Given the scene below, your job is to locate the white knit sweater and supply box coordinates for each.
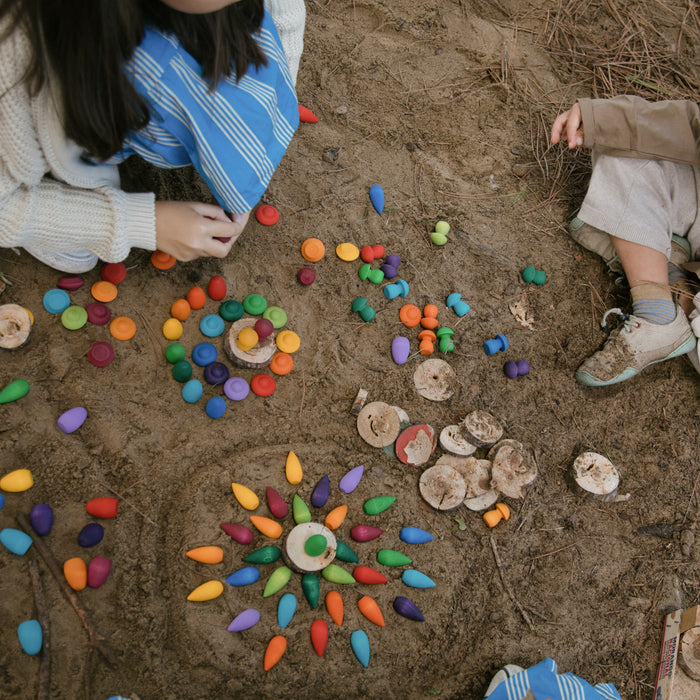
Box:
[0,2,306,273]
[266,0,306,86]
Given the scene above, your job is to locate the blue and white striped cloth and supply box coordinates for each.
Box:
[115,10,299,213]
[488,658,621,700]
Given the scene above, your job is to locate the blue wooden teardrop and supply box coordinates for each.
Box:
[369,184,384,214]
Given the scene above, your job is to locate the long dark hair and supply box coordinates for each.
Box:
[0,0,266,161]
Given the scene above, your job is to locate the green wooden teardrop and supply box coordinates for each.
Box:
[363,495,397,515]
[243,545,281,564]
[335,540,359,563]
[321,564,355,585]
[376,549,412,567]
[0,379,29,404]
[301,572,320,608]
[293,494,311,524]
[263,566,292,597]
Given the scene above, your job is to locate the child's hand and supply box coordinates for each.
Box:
[154,201,250,261]
[551,102,584,148]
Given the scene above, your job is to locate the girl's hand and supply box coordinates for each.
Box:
[154,201,250,261]
[550,102,584,148]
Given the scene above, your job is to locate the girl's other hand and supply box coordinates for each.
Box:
[154,201,250,261]
[550,102,583,148]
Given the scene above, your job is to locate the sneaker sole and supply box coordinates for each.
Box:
[575,334,697,387]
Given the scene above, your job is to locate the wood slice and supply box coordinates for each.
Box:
[439,425,477,457]
[356,401,401,448]
[413,359,457,402]
[284,522,337,573]
[462,410,503,447]
[489,439,537,499]
[464,488,500,512]
[224,317,277,368]
[435,455,492,499]
[391,405,411,427]
[680,626,700,681]
[572,452,620,501]
[395,424,436,466]
[419,463,467,510]
[0,304,31,350]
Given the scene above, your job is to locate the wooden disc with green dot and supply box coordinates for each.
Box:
[304,534,327,556]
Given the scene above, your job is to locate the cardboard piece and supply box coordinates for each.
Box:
[654,605,700,699]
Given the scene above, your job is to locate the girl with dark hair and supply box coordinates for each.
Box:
[0,0,305,271]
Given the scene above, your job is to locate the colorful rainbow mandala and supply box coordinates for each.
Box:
[185,451,437,670]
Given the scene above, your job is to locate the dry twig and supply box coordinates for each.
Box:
[16,512,119,666]
[489,534,534,631]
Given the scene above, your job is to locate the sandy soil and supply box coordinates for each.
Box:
[1,1,699,699]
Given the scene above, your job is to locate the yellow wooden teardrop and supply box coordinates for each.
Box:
[0,468,34,492]
[187,580,224,601]
[285,451,302,485]
[231,482,259,510]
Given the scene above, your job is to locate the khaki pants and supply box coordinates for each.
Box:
[577,152,700,259]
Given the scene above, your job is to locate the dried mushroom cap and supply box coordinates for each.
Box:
[419,463,467,511]
[572,451,620,499]
[462,410,504,447]
[0,304,31,350]
[439,424,477,457]
[489,439,537,499]
[435,455,491,499]
[464,488,500,512]
[356,401,401,448]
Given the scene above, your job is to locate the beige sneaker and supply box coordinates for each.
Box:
[576,306,697,386]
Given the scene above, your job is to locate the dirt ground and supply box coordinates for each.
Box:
[1,1,700,698]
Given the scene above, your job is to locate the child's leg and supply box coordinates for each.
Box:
[574,234,696,386]
[611,237,678,323]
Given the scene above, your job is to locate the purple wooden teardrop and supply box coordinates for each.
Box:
[29,504,54,536]
[87,556,112,588]
[220,522,254,544]
[392,337,411,365]
[310,475,330,508]
[227,608,260,632]
[393,596,425,621]
[350,525,384,542]
[78,522,104,547]
[266,487,289,519]
[339,465,364,494]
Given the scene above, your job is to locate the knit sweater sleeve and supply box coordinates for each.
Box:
[0,19,156,268]
[265,0,305,85]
